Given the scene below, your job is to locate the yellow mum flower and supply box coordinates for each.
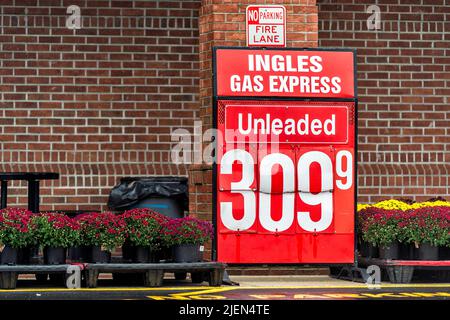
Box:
[357,204,371,212]
[373,200,411,211]
[356,199,450,212]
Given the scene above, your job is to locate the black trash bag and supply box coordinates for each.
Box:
[108,176,188,211]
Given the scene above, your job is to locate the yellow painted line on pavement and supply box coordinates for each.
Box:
[170,287,237,297]
[148,287,236,300]
[0,286,215,293]
[145,283,450,300]
[230,283,450,290]
[1,283,450,294]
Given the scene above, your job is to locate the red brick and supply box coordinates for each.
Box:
[0,0,199,211]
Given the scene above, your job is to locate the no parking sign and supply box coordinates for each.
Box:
[246,5,286,47]
[213,47,357,264]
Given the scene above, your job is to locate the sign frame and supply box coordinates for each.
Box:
[246,5,287,48]
[212,46,358,266]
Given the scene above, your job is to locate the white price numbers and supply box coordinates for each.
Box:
[220,150,353,233]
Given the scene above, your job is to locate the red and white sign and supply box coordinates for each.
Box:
[215,48,355,98]
[224,104,349,144]
[216,100,355,263]
[246,5,286,47]
[214,48,356,264]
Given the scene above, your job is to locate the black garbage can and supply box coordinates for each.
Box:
[107,176,188,218]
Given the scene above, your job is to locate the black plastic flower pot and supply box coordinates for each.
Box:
[371,245,380,258]
[439,246,450,260]
[417,243,439,261]
[134,246,151,263]
[157,246,173,262]
[1,246,19,265]
[68,246,90,262]
[122,241,136,262]
[173,244,202,263]
[123,246,159,263]
[18,247,32,265]
[399,243,415,260]
[90,246,111,263]
[359,242,378,258]
[29,246,41,264]
[379,242,399,260]
[43,247,67,265]
[358,241,369,257]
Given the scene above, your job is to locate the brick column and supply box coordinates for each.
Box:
[189,0,318,261]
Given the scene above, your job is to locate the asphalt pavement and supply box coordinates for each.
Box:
[0,275,449,300]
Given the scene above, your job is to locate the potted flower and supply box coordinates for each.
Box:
[66,211,101,263]
[358,207,402,259]
[160,217,213,263]
[120,208,169,263]
[399,206,450,260]
[76,212,126,263]
[33,212,81,264]
[357,209,377,258]
[0,208,36,265]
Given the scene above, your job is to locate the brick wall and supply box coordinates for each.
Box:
[0,0,200,211]
[1,0,447,214]
[318,0,450,203]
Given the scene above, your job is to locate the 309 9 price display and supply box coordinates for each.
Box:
[219,148,353,233]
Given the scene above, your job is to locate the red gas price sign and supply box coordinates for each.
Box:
[214,48,356,264]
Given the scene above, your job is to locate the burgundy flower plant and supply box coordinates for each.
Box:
[357,207,404,247]
[120,208,169,250]
[0,208,36,248]
[33,212,81,248]
[160,217,213,247]
[76,212,126,252]
[358,205,450,248]
[398,206,450,247]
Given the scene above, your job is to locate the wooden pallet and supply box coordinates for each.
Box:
[84,262,227,288]
[0,264,82,289]
[358,257,450,283]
